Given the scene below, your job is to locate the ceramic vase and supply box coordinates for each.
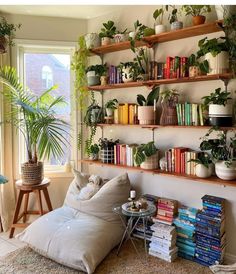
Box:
[205,51,229,75]
[215,161,236,180]
[121,67,133,83]
[101,37,112,46]
[138,106,155,125]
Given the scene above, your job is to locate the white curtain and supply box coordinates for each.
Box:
[0,50,16,232]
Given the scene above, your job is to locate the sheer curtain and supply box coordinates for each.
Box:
[0,50,16,232]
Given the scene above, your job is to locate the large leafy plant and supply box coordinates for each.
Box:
[134,141,157,166]
[0,66,69,164]
[202,87,231,106]
[181,5,211,16]
[137,85,160,106]
[197,37,228,58]
[86,64,108,77]
[99,21,116,39]
[187,53,209,74]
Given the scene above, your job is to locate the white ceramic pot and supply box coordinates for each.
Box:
[101,37,112,46]
[140,151,159,170]
[209,104,232,116]
[138,106,155,125]
[205,51,229,75]
[87,74,100,86]
[106,108,114,117]
[114,33,129,43]
[85,33,100,49]
[195,163,213,178]
[155,24,167,34]
[121,66,133,83]
[171,21,183,31]
[215,161,236,180]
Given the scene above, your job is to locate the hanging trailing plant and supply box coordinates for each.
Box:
[71,35,90,109]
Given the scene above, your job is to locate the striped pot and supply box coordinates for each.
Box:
[140,151,159,170]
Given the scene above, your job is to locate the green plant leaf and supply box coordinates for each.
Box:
[146,86,160,106]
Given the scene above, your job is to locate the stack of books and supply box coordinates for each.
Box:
[133,219,153,241]
[195,195,226,266]
[149,222,178,262]
[174,206,198,261]
[114,143,138,166]
[152,198,178,225]
[163,56,188,79]
[164,147,199,175]
[114,103,138,125]
[176,103,204,126]
[108,65,122,84]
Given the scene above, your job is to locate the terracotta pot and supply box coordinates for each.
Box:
[192,15,206,26]
[0,36,7,54]
[189,66,201,77]
[138,106,154,125]
[140,152,159,170]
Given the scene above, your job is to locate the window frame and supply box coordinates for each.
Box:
[12,39,78,178]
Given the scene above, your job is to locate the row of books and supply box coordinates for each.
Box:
[113,103,138,124]
[176,103,204,126]
[108,65,122,84]
[164,147,199,175]
[114,143,138,166]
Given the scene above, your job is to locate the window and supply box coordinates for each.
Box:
[42,65,53,89]
[16,42,76,174]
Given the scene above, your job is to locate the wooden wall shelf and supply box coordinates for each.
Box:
[80,159,236,188]
[88,73,231,91]
[89,21,223,56]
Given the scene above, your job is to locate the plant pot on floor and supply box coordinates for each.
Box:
[205,51,229,75]
[154,24,167,34]
[192,15,206,26]
[140,152,159,170]
[21,161,43,185]
[171,21,183,31]
[84,33,100,49]
[215,161,236,180]
[138,106,155,125]
[195,163,213,178]
[208,104,232,127]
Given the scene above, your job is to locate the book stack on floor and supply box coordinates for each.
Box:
[149,222,178,262]
[152,198,178,225]
[174,206,198,261]
[195,195,226,266]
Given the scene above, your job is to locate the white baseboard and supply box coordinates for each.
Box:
[225,253,236,264]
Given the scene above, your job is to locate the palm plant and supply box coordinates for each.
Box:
[0,66,69,165]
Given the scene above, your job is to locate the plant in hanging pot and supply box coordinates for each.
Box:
[88,144,100,160]
[0,16,21,54]
[202,87,232,127]
[167,5,183,31]
[159,89,179,125]
[105,98,118,117]
[199,128,236,180]
[153,6,168,34]
[187,53,209,77]
[181,5,211,26]
[134,141,159,169]
[86,64,108,86]
[189,152,213,178]
[197,37,229,75]
[0,66,69,185]
[99,20,117,46]
[137,85,160,125]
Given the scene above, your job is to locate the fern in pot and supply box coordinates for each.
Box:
[134,141,159,169]
[0,66,69,185]
[137,85,159,125]
[202,87,232,127]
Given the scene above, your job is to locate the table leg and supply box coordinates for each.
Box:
[143,217,147,255]
[9,190,24,238]
[42,188,53,211]
[117,217,133,255]
[23,192,29,223]
[36,190,43,215]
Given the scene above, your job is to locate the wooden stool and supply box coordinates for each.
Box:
[9,178,53,238]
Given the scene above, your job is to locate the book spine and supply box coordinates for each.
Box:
[123,103,129,124]
[114,144,117,165]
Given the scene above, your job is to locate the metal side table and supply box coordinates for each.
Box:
[113,203,156,255]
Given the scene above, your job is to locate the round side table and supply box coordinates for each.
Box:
[9,178,53,238]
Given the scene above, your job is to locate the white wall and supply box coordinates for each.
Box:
[87,5,236,259]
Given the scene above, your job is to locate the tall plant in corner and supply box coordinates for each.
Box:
[0,66,69,185]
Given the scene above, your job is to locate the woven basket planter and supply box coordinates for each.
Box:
[140,151,159,170]
[21,162,43,185]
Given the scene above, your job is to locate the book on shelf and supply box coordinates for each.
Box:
[176,102,204,126]
[114,143,138,166]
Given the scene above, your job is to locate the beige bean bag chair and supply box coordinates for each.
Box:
[16,171,130,274]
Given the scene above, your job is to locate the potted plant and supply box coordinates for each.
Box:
[119,61,138,83]
[88,144,100,160]
[197,37,229,75]
[0,66,69,185]
[86,64,108,86]
[71,35,89,109]
[189,152,213,178]
[202,87,232,127]
[137,85,160,125]
[153,6,168,34]
[99,20,116,46]
[167,5,183,31]
[114,28,129,43]
[199,128,236,180]
[181,5,211,26]
[0,16,21,54]
[105,98,118,117]
[98,138,119,163]
[134,141,159,169]
[133,47,149,81]
[84,33,100,49]
[187,53,209,77]
[159,89,179,125]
